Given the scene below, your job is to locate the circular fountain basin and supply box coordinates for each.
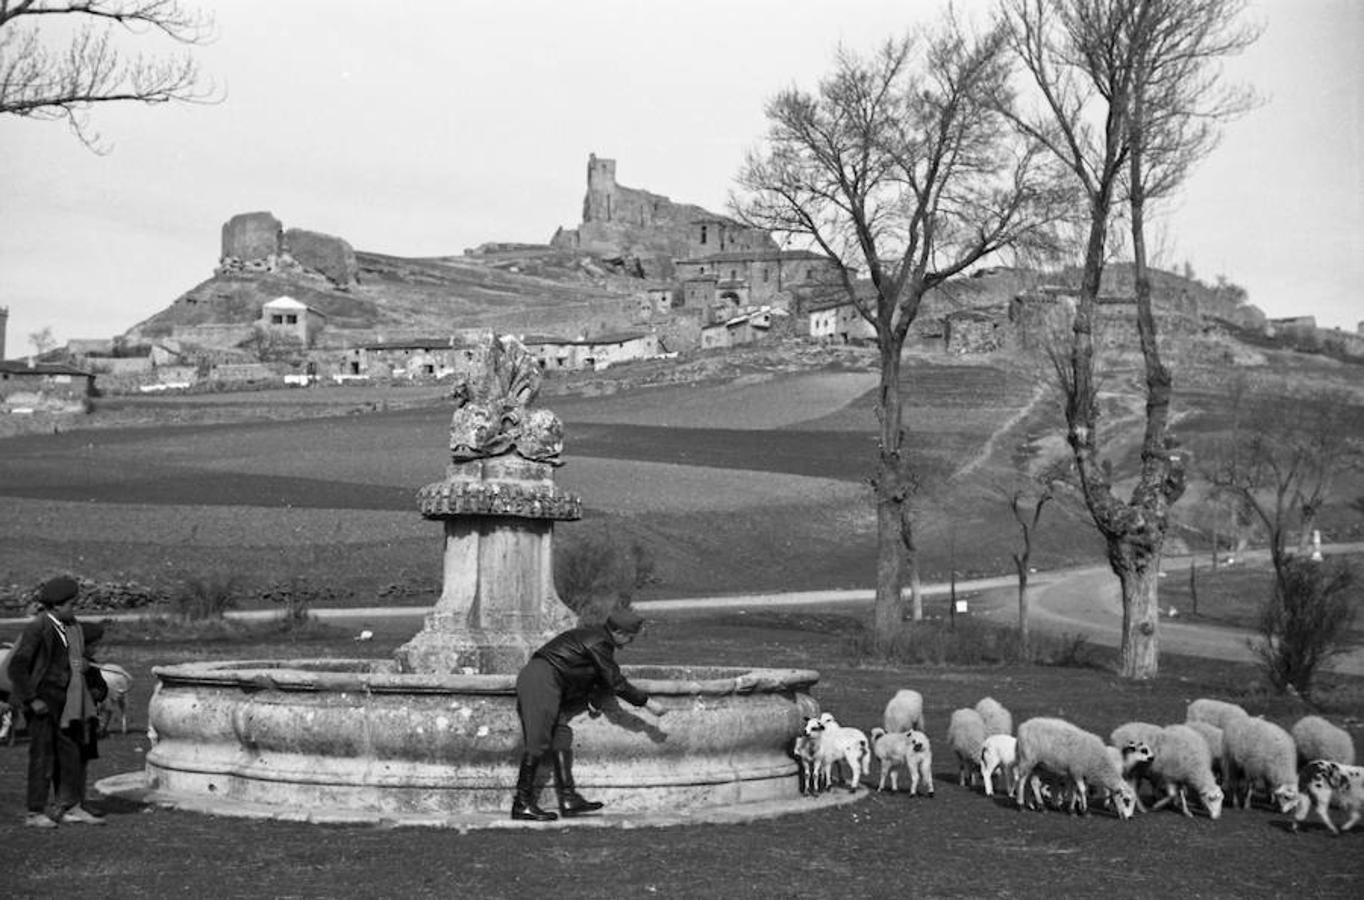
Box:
[98,659,843,827]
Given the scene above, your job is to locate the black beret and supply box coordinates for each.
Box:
[606,607,645,635]
[36,576,80,608]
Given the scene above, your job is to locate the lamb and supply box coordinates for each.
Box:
[94,662,134,736]
[870,727,934,796]
[1186,698,1249,731]
[947,708,989,789]
[793,720,820,795]
[1014,717,1136,819]
[1292,759,1364,835]
[1147,724,1225,819]
[979,733,1017,797]
[974,697,1012,737]
[883,689,925,733]
[1290,715,1356,767]
[810,713,870,793]
[1222,716,1300,813]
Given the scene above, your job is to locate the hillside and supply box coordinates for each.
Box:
[125,247,656,346]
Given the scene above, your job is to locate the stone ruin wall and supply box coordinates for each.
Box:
[551,155,772,278]
[219,211,358,288]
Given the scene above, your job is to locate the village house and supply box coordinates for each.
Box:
[807,299,877,343]
[699,307,787,351]
[334,335,490,381]
[523,332,661,371]
[260,296,327,347]
[0,360,95,412]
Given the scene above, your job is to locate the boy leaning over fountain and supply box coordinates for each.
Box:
[512,607,667,821]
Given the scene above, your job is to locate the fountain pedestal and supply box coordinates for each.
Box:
[395,456,580,675]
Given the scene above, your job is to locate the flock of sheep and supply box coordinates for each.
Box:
[796,690,1362,835]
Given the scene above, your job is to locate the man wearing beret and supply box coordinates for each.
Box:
[6,576,105,828]
[511,606,666,821]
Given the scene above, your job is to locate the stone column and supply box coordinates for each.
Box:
[394,455,581,675]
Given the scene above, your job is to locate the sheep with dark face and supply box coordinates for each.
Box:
[1014,717,1136,819]
[1292,759,1364,835]
[1110,722,1163,811]
[870,727,934,796]
[808,713,870,793]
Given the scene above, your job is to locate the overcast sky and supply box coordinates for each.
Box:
[1,0,1360,353]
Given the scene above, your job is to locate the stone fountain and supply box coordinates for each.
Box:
[99,332,843,826]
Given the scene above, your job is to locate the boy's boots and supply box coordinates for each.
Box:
[510,754,558,821]
[553,749,604,816]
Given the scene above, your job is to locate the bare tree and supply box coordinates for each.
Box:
[732,12,1069,646]
[1204,381,1364,584]
[1003,457,1071,657]
[1002,0,1257,678]
[0,0,214,151]
[27,324,56,355]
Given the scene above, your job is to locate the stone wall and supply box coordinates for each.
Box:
[284,228,358,287]
[551,154,774,272]
[221,212,283,261]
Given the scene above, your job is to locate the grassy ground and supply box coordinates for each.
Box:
[3,610,1361,899]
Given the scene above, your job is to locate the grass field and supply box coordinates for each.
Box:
[3,352,1362,897]
[3,609,1361,899]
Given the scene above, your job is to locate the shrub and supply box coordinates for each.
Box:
[555,533,658,625]
[1251,558,1358,699]
[840,616,1096,668]
[171,574,244,621]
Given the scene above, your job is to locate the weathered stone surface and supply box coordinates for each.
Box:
[119,660,820,817]
[284,227,358,286]
[221,211,282,261]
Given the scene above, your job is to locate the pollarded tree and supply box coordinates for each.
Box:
[731,11,1070,647]
[1002,0,1257,678]
[0,0,214,150]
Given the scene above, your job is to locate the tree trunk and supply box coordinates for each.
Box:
[909,560,923,621]
[872,341,906,644]
[1016,565,1031,658]
[1114,545,1162,679]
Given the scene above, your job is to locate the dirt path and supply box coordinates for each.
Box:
[950,381,1047,480]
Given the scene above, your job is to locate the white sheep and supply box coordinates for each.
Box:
[1148,724,1225,819]
[1186,697,1249,731]
[947,708,988,789]
[1292,759,1364,835]
[94,662,134,736]
[1222,716,1300,813]
[979,733,1017,797]
[1290,715,1356,767]
[974,696,1012,737]
[883,689,925,733]
[870,727,934,796]
[1014,717,1136,819]
[1184,720,1224,783]
[811,713,870,793]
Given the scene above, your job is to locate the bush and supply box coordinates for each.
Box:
[841,617,1096,668]
[554,533,658,625]
[171,574,244,621]
[1251,558,1359,699]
